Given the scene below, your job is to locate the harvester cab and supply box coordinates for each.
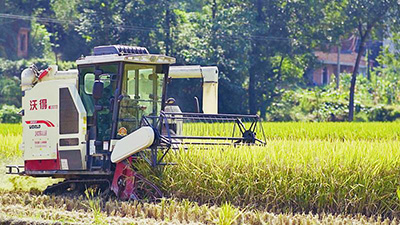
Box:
[7,45,265,201]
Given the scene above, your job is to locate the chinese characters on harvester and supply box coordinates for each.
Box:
[30,99,47,110]
[29,99,58,110]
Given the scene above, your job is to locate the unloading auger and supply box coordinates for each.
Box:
[6,45,266,201]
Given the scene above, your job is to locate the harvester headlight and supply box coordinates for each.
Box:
[124,55,176,64]
[150,56,157,62]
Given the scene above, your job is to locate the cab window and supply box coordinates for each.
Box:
[84,73,112,95]
[78,63,119,141]
[117,64,164,138]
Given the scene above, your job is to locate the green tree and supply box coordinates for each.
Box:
[374,32,400,105]
[342,0,400,121]
[247,0,330,117]
[50,0,90,60]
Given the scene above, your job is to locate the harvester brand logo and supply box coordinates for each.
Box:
[29,99,48,110]
[26,120,55,128]
[118,127,128,136]
[29,124,41,129]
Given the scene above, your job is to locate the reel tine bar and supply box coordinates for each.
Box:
[144,111,266,148]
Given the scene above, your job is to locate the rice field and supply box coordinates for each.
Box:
[183,122,400,141]
[260,122,400,141]
[0,123,22,159]
[1,122,400,224]
[0,123,21,136]
[0,191,398,224]
[159,141,400,217]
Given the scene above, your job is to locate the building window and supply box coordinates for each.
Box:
[17,27,30,58]
[322,67,328,85]
[20,34,26,52]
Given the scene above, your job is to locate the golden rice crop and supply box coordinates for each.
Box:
[157,140,400,218]
[0,134,22,159]
[261,122,400,141]
[0,123,23,159]
[0,123,21,136]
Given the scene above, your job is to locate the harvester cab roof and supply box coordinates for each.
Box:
[7,45,266,201]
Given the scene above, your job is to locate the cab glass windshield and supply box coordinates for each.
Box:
[117,64,164,137]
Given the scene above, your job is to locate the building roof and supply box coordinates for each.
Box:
[314,51,367,68]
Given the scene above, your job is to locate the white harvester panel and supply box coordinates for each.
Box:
[201,67,218,114]
[22,76,87,170]
[23,81,60,161]
[111,127,155,163]
[169,66,218,114]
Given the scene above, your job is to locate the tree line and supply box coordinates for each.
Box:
[0,0,399,121]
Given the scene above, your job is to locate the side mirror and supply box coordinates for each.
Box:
[92,81,104,100]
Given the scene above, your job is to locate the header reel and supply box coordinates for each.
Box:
[139,111,266,167]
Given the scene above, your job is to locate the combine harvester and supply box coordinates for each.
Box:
[6,45,265,200]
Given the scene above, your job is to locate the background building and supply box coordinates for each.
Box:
[310,35,381,85]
